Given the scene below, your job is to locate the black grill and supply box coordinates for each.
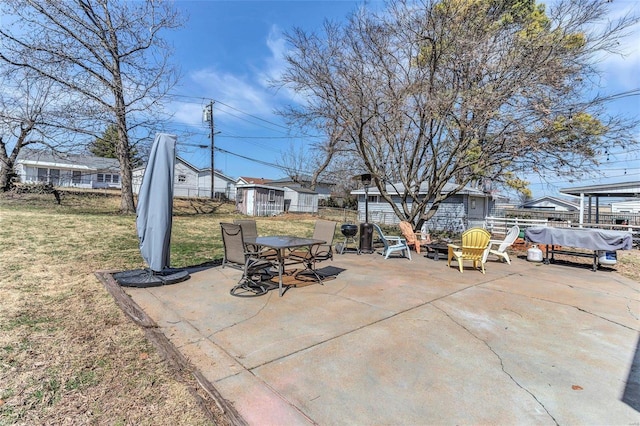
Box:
[340,224,358,238]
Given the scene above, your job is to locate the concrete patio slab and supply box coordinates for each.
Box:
[119,251,640,425]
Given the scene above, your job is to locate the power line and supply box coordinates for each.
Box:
[214,146,298,174]
[218,135,322,140]
[214,99,289,130]
[161,92,292,133]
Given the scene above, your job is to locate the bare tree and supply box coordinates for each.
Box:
[277,132,352,191]
[0,0,183,213]
[276,0,639,228]
[0,69,78,190]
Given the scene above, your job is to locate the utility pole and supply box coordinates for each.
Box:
[204,101,215,199]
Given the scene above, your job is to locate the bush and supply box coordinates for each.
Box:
[13,182,61,204]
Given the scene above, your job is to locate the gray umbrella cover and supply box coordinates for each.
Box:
[136,133,177,272]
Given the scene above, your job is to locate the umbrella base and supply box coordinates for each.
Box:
[113,268,190,287]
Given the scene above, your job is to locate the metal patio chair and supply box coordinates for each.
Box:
[288,219,337,282]
[233,218,277,260]
[220,222,276,297]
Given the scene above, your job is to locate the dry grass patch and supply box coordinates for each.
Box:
[0,193,233,425]
[616,249,640,282]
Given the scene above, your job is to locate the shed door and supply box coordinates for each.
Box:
[246,189,255,216]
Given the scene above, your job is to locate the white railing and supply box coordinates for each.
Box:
[484,216,560,237]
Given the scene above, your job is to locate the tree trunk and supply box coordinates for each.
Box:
[114,88,136,214]
[0,159,14,191]
[0,139,12,191]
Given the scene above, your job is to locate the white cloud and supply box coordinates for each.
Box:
[259,24,288,86]
[171,101,205,127]
[255,24,309,106]
[171,25,307,132]
[191,68,274,116]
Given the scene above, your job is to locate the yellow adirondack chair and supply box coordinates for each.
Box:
[447,228,491,273]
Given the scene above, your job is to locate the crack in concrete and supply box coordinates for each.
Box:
[485,286,638,331]
[434,305,560,426]
[245,274,510,371]
[628,301,640,321]
[573,305,637,330]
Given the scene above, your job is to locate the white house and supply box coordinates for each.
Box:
[197,167,236,200]
[132,156,236,199]
[351,181,494,231]
[236,176,320,213]
[611,200,640,214]
[15,149,121,189]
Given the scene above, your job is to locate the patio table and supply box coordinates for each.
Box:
[246,236,326,296]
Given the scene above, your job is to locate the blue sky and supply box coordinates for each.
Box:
[163,0,639,199]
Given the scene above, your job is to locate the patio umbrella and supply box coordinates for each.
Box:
[114,133,189,287]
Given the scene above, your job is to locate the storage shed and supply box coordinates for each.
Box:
[283,186,318,213]
[236,184,285,216]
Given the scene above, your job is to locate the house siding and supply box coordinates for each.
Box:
[611,201,640,214]
[283,187,319,213]
[197,172,236,200]
[357,193,490,232]
[132,158,236,199]
[173,162,199,197]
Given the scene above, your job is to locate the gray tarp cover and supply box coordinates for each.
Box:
[136,133,177,272]
[525,227,633,251]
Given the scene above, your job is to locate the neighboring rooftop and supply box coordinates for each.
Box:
[560,181,640,198]
[16,149,119,171]
[237,176,272,185]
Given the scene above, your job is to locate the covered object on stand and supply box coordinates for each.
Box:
[114,133,189,287]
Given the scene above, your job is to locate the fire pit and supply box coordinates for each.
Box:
[338,224,360,254]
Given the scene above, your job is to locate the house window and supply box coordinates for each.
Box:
[367,195,378,203]
[268,190,275,201]
[49,169,60,185]
[37,168,48,182]
[112,174,119,183]
[97,173,104,183]
[177,174,186,183]
[72,171,81,184]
